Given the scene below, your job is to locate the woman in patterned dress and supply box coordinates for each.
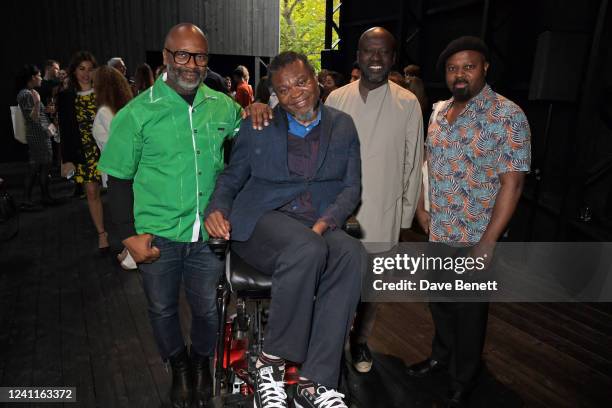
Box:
[57,51,109,251]
[16,64,55,209]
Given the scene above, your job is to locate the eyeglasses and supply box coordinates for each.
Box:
[164,48,209,67]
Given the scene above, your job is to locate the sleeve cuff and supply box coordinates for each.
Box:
[204,206,230,220]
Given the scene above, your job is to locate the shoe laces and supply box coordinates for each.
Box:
[358,345,371,360]
[353,343,371,362]
[257,366,287,407]
[313,387,347,408]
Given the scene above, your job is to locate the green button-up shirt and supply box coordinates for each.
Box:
[98,77,242,242]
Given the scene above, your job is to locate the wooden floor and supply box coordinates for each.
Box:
[0,171,610,407]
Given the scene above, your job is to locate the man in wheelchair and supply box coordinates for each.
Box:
[205,51,366,408]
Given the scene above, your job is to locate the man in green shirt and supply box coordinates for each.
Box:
[98,23,242,408]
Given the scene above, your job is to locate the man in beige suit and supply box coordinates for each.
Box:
[326,27,423,372]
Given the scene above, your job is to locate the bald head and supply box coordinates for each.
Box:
[163,23,209,94]
[358,27,396,51]
[164,23,207,49]
[357,27,396,90]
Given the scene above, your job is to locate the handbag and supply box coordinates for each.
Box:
[10,106,27,144]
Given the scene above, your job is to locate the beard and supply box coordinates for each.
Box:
[451,79,471,101]
[167,63,205,92]
[360,66,390,86]
[294,109,316,123]
[292,97,320,123]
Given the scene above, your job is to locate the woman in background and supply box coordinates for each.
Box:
[93,65,135,267]
[321,70,345,103]
[132,63,154,95]
[16,64,55,209]
[92,65,133,174]
[57,51,108,252]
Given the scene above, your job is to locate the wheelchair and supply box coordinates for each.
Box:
[207,218,362,408]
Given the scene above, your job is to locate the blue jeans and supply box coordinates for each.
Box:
[139,236,223,360]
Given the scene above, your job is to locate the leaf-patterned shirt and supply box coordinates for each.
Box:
[426,84,531,243]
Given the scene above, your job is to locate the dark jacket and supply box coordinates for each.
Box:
[56,88,84,164]
[205,104,362,242]
[204,68,228,94]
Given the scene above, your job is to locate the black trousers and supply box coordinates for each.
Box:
[351,302,379,344]
[430,301,489,390]
[232,211,366,388]
[428,244,490,390]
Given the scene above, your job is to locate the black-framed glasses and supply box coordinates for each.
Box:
[164,48,209,67]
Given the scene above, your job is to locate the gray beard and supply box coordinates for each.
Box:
[295,109,316,123]
[167,64,204,93]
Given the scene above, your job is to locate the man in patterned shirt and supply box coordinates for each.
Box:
[408,36,531,407]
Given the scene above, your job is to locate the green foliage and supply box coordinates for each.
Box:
[280,0,326,70]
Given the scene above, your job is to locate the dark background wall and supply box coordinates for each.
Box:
[322,0,612,241]
[3,0,611,241]
[2,0,279,163]
[3,0,199,162]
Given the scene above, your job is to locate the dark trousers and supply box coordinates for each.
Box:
[430,301,489,390]
[351,302,379,344]
[139,236,224,360]
[232,211,365,388]
[23,162,51,202]
[428,243,490,390]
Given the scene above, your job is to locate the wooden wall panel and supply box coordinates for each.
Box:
[6,0,278,80]
[2,0,280,162]
[203,0,279,57]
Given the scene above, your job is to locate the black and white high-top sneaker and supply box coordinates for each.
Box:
[253,363,287,408]
[293,384,347,408]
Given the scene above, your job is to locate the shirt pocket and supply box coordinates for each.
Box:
[204,121,232,164]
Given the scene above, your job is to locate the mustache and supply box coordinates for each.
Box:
[453,79,469,87]
[167,64,202,77]
[176,66,201,76]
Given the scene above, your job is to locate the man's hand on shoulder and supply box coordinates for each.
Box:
[205,210,231,240]
[122,233,160,264]
[242,102,273,130]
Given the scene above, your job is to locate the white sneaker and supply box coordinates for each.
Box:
[293,384,347,408]
[253,364,287,408]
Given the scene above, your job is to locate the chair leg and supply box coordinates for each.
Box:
[236,298,248,332]
[213,280,229,397]
[255,301,264,356]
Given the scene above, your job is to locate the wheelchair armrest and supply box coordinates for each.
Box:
[208,237,229,259]
[343,216,362,239]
